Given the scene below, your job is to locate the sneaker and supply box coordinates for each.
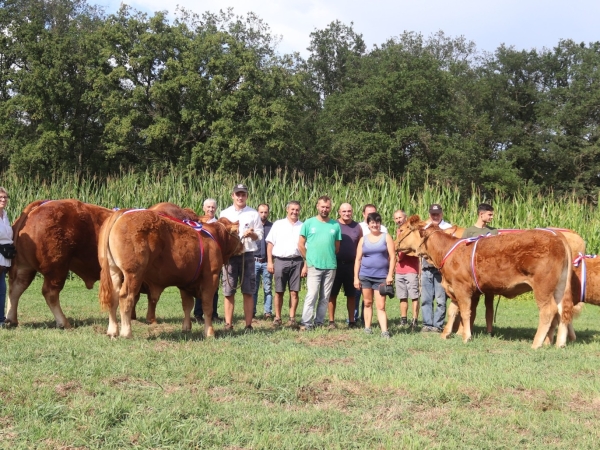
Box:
[364,327,373,335]
[299,325,312,332]
[286,318,296,327]
[224,323,234,331]
[432,327,442,333]
[244,325,254,334]
[421,325,434,333]
[411,318,418,329]
[381,330,391,339]
[348,321,358,329]
[327,321,336,330]
[264,313,273,319]
[273,318,282,327]
[399,317,408,327]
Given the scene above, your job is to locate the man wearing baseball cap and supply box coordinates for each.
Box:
[420,203,452,332]
[219,184,264,332]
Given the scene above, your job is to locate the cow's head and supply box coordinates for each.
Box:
[217,218,245,259]
[395,215,427,254]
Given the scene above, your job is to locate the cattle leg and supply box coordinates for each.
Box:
[545,314,560,346]
[145,294,158,325]
[6,268,36,327]
[180,290,194,332]
[531,302,558,349]
[456,298,473,343]
[455,295,480,336]
[442,301,459,339]
[41,275,71,329]
[106,269,122,338]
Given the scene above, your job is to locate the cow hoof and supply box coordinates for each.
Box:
[440,332,451,339]
[205,327,215,338]
[3,320,18,328]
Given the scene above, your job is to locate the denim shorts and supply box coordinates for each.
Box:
[358,276,386,290]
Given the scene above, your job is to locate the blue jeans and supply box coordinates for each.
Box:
[0,268,6,323]
[193,291,219,318]
[253,261,273,315]
[421,268,447,329]
[301,267,336,327]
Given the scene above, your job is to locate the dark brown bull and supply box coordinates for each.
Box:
[396,215,574,348]
[98,209,243,338]
[7,200,200,328]
[7,200,112,328]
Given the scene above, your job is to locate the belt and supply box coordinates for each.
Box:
[274,256,303,261]
[421,266,439,272]
[255,257,266,263]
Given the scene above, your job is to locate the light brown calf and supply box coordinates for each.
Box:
[396,216,574,348]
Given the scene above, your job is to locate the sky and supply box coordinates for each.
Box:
[98,0,599,57]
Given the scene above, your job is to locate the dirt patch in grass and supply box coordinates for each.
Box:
[208,386,237,404]
[302,333,352,348]
[314,357,355,366]
[55,381,82,398]
[296,378,377,412]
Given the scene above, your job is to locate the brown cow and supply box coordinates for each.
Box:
[396,215,574,348]
[447,226,585,336]
[98,209,243,338]
[7,200,200,328]
[7,200,113,328]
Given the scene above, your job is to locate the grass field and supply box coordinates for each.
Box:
[2,278,600,449]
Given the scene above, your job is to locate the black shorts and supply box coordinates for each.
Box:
[274,257,303,292]
[330,261,355,298]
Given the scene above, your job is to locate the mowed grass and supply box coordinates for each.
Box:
[3,278,600,449]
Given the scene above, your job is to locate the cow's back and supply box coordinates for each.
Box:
[15,199,112,285]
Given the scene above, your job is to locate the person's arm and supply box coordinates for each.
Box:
[334,239,340,254]
[298,235,307,259]
[267,242,275,274]
[354,237,364,289]
[386,233,396,285]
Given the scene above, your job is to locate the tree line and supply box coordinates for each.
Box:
[1,0,600,200]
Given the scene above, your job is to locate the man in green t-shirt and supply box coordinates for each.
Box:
[298,196,342,330]
[462,203,498,335]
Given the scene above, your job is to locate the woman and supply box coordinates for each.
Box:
[354,212,395,338]
[0,187,13,326]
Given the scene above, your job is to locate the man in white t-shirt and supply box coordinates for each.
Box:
[219,184,263,332]
[266,200,306,327]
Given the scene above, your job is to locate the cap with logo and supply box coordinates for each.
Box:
[429,204,443,214]
[232,184,248,194]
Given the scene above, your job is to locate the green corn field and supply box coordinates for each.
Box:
[2,169,599,252]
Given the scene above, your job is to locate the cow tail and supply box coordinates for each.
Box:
[98,210,124,311]
[560,235,574,324]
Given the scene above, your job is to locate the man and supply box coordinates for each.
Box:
[421,203,452,333]
[462,203,498,335]
[253,204,273,319]
[194,198,222,323]
[298,196,342,330]
[359,204,388,236]
[266,201,306,327]
[219,184,264,332]
[354,204,388,322]
[393,210,419,328]
[328,202,362,329]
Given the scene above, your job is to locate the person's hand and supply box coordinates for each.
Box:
[267,262,274,274]
[386,276,393,285]
[354,277,361,290]
[301,264,308,278]
[242,227,254,239]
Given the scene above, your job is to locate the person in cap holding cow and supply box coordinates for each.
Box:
[420,203,452,332]
[462,203,498,335]
[0,187,13,327]
[253,203,273,319]
[194,198,223,324]
[328,202,362,329]
[298,195,342,331]
[220,184,264,332]
[393,209,420,328]
[266,200,306,327]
